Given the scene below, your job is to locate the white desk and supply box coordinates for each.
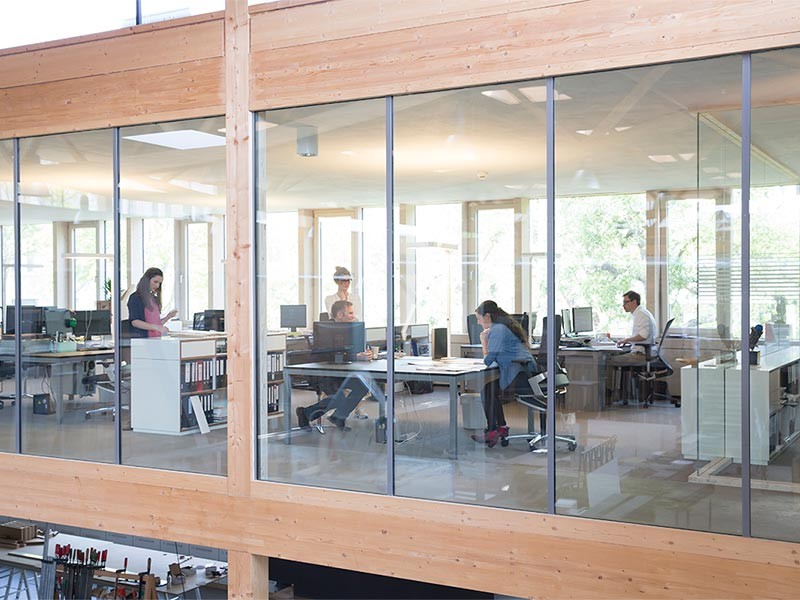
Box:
[282,357,496,458]
[681,347,800,465]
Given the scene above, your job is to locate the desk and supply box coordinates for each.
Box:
[681,347,800,465]
[0,532,226,599]
[282,357,495,458]
[25,349,114,424]
[460,343,622,412]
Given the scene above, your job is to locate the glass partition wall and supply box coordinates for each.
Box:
[0,140,15,452]
[255,99,388,493]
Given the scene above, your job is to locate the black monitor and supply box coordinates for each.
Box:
[203,309,225,332]
[4,305,44,335]
[73,309,112,337]
[510,313,529,337]
[572,306,593,334]
[312,321,365,364]
[560,308,573,336]
[280,304,307,332]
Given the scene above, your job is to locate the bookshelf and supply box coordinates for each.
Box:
[130,334,228,435]
[259,332,287,436]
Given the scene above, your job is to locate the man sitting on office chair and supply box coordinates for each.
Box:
[606,290,657,398]
[295,300,372,432]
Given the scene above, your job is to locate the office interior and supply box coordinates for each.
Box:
[0,116,228,474]
[255,50,800,543]
[3,2,800,596]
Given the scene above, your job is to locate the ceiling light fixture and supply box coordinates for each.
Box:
[123,130,226,150]
[296,125,318,157]
[518,86,572,103]
[648,154,678,163]
[480,90,520,105]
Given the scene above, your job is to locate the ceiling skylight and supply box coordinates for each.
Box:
[123,129,226,150]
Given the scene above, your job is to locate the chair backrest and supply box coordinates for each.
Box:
[466,314,482,344]
[653,318,675,363]
[319,311,330,322]
[536,315,562,368]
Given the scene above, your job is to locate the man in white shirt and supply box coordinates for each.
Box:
[606,290,658,402]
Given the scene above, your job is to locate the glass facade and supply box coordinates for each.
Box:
[1,39,798,543]
[254,50,800,542]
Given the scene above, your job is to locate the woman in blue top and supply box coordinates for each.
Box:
[473,300,536,447]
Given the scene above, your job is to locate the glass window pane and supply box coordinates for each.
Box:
[120,116,227,476]
[394,82,546,511]
[141,0,224,24]
[0,140,15,453]
[255,100,388,494]
[0,1,135,50]
[554,57,743,534]
[19,130,115,462]
[750,47,800,542]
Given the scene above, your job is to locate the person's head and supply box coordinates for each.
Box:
[475,300,528,347]
[622,290,641,313]
[333,266,352,292]
[330,300,356,322]
[137,267,164,310]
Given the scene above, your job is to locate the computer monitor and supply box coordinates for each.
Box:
[312,321,365,363]
[203,309,225,332]
[560,308,573,336]
[4,305,44,335]
[572,306,593,334]
[365,326,387,349]
[73,309,112,337]
[280,304,307,332]
[192,312,205,330]
[510,313,529,338]
[44,307,73,336]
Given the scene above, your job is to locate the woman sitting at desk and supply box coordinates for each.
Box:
[127,267,177,338]
[473,300,537,447]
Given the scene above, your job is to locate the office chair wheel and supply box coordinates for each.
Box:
[567,441,577,451]
[500,437,509,447]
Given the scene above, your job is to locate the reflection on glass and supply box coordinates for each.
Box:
[0,140,15,453]
[255,100,388,493]
[120,116,227,475]
[554,58,742,533]
[18,130,115,462]
[394,83,547,511]
[750,48,800,542]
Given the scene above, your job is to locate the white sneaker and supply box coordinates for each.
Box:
[353,408,369,420]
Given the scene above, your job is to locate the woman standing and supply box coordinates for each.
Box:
[473,300,536,447]
[324,266,361,320]
[127,267,178,338]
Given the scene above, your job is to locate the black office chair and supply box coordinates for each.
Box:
[319,312,330,322]
[466,314,482,345]
[0,360,16,409]
[634,318,676,407]
[503,315,576,452]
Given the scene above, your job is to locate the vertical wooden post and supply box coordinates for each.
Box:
[225,0,269,595]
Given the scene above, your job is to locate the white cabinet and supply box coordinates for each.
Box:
[131,335,227,435]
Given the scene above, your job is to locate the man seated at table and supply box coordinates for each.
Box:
[295,300,373,431]
[606,290,657,401]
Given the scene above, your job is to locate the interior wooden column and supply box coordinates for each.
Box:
[225,0,266,593]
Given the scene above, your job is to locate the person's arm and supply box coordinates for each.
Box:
[159,309,178,324]
[620,309,649,344]
[482,326,503,366]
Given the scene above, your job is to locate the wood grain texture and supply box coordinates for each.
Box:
[225,0,254,499]
[0,19,223,89]
[0,454,798,599]
[250,0,800,110]
[0,58,224,138]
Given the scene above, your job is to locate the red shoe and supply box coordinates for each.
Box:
[497,425,509,438]
[472,428,503,447]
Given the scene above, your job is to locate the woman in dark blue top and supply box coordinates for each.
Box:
[473,300,536,447]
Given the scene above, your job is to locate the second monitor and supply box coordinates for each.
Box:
[280,304,307,332]
[312,321,365,363]
[572,306,593,334]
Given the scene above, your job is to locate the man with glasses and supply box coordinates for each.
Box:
[606,290,657,402]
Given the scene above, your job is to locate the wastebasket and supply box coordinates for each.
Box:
[460,393,484,429]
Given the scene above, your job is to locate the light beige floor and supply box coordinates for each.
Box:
[1,375,797,543]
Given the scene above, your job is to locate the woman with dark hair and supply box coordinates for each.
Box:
[127,267,178,338]
[473,300,536,447]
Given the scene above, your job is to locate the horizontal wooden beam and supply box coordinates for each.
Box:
[0,453,797,598]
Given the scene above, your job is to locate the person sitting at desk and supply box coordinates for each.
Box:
[296,300,372,432]
[607,290,657,366]
[472,300,538,447]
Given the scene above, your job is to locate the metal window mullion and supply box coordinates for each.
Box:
[386,96,395,495]
[545,77,556,513]
[251,111,261,480]
[113,128,122,465]
[740,53,752,537]
[13,138,21,454]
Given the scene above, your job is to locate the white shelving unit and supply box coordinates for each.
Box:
[131,334,228,435]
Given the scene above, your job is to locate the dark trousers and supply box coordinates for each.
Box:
[481,370,535,431]
[303,375,371,421]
